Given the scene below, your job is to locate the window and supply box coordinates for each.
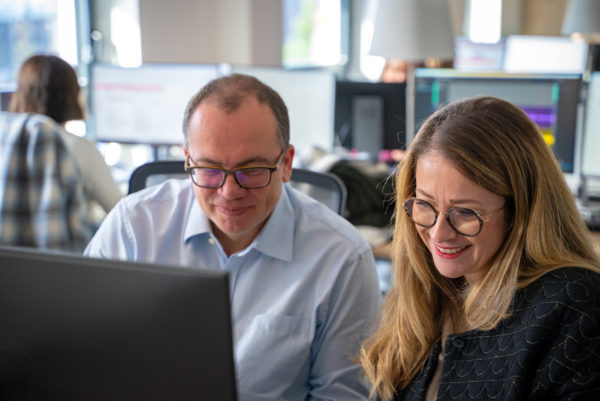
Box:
[0,0,79,88]
[282,0,349,68]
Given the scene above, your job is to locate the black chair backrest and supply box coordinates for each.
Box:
[128,160,186,195]
[288,168,347,215]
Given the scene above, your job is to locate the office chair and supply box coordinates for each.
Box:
[128,160,347,215]
[127,160,187,194]
[287,168,346,215]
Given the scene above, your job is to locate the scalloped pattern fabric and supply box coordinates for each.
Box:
[394,268,600,401]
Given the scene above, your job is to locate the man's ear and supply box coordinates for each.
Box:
[282,145,295,183]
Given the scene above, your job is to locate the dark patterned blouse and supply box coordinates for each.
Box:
[393,268,600,401]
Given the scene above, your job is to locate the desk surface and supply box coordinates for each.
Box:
[373,230,600,260]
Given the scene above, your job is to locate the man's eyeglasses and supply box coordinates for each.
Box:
[184,151,285,189]
[403,197,504,237]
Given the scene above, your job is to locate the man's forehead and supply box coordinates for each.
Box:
[202,92,265,112]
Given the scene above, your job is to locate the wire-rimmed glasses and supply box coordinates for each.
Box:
[403,197,504,237]
[185,151,284,189]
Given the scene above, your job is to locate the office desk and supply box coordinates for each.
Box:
[372,241,392,260]
[373,230,600,260]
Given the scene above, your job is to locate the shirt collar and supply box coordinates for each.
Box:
[253,186,294,262]
[182,185,295,262]
[184,194,212,241]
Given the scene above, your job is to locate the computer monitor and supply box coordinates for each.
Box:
[0,90,13,111]
[90,63,225,144]
[334,80,406,162]
[229,65,336,157]
[581,72,600,201]
[412,69,583,193]
[0,245,237,401]
[502,35,588,74]
[582,72,600,179]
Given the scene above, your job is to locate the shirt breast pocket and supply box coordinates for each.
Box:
[235,313,314,394]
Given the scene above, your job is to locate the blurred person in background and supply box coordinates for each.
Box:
[10,54,122,225]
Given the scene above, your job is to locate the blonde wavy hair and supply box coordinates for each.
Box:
[360,96,600,401]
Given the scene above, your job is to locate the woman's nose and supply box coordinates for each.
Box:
[429,213,458,241]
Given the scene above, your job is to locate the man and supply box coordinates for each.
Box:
[85,74,381,400]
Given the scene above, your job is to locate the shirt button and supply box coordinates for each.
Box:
[208,238,215,245]
[451,338,466,349]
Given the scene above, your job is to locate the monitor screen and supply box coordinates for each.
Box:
[334,80,406,162]
[413,69,582,190]
[503,35,588,74]
[90,63,224,144]
[229,65,336,157]
[0,245,237,401]
[582,72,600,178]
[0,90,13,111]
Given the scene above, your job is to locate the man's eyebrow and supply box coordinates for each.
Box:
[188,155,273,167]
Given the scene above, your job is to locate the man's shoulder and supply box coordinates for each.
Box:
[119,178,193,217]
[287,186,370,252]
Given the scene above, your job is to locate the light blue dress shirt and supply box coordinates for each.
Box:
[85,178,382,401]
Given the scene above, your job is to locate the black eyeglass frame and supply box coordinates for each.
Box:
[403,197,504,237]
[184,150,285,189]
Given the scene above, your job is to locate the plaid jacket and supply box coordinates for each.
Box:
[0,112,92,252]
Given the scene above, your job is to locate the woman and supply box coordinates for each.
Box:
[9,54,121,223]
[360,96,600,400]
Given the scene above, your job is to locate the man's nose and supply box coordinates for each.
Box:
[220,173,246,198]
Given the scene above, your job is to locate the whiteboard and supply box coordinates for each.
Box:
[90,63,223,144]
[230,65,336,156]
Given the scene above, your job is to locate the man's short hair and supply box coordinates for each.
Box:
[182,74,290,150]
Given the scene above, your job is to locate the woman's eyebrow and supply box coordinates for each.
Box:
[415,188,485,206]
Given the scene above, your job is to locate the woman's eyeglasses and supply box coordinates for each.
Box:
[403,197,504,237]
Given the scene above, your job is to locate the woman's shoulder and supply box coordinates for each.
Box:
[59,130,98,154]
[508,268,600,397]
[525,267,600,294]
[517,267,600,318]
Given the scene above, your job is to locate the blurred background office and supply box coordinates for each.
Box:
[1,0,600,265]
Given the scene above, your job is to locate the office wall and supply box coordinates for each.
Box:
[214,0,251,64]
[139,0,281,66]
[522,0,569,36]
[249,0,282,66]
[139,0,218,63]
[97,0,572,70]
